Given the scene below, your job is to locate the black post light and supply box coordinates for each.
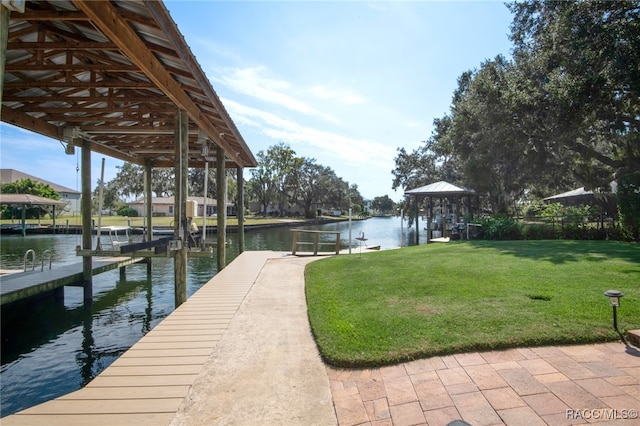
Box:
[604,290,624,331]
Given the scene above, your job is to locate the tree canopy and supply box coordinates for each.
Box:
[249,142,360,218]
[0,178,59,199]
[393,0,639,225]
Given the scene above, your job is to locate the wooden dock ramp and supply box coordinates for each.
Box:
[1,251,283,425]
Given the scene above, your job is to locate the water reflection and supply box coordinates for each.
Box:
[0,257,212,416]
[79,306,95,387]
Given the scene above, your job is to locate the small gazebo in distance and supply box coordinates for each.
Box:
[543,184,618,226]
[0,193,67,236]
[405,181,477,243]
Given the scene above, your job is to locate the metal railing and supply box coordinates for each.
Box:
[23,249,53,272]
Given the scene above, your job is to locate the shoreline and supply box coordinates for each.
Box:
[0,216,367,235]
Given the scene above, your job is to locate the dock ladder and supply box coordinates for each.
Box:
[23,249,54,272]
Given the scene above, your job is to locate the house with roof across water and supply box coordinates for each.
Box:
[0,169,81,215]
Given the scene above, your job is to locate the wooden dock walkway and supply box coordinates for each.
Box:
[1,251,283,425]
[0,257,145,305]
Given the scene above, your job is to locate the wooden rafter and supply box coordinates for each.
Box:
[2,0,256,169]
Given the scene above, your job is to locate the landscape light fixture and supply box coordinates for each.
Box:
[604,289,624,331]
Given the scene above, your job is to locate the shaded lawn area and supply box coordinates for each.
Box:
[305,240,640,367]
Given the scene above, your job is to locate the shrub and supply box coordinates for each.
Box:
[117,206,138,217]
[521,222,556,240]
[522,200,546,217]
[617,171,640,241]
[477,215,521,240]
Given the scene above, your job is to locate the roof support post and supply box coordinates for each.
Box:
[144,160,153,276]
[173,109,188,307]
[81,138,93,304]
[144,160,153,243]
[0,5,9,113]
[202,161,209,246]
[216,146,227,270]
[236,166,245,254]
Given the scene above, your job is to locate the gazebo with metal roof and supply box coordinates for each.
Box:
[0,193,67,236]
[405,181,477,244]
[0,0,257,306]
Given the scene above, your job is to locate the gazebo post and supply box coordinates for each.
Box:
[415,196,420,245]
[427,197,432,243]
[438,197,446,237]
[21,203,26,237]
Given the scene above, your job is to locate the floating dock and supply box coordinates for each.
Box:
[0,257,145,306]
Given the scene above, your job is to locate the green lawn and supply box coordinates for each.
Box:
[305,240,640,367]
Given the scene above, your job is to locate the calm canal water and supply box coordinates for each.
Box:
[0,216,426,416]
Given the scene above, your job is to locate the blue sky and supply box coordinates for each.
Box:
[1,1,514,201]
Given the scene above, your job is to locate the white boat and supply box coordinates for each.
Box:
[96,226,131,250]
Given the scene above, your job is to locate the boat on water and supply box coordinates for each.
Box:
[95,226,133,250]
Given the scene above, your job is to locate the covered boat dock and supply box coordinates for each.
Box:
[405,181,477,244]
[1,0,257,307]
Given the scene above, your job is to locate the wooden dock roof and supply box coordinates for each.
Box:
[2,0,256,170]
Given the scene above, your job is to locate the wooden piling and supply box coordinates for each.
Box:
[144,161,153,277]
[173,109,188,307]
[237,166,245,253]
[82,138,93,304]
[217,146,226,270]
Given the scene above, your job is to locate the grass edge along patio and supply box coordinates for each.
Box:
[305,240,640,368]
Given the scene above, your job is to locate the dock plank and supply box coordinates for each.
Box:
[56,386,191,400]
[98,364,204,376]
[111,356,209,367]
[111,348,214,358]
[20,398,183,414]
[1,251,279,425]
[0,413,176,425]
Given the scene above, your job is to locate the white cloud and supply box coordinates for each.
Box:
[223,98,395,171]
[214,66,313,113]
[211,66,362,124]
[308,85,366,104]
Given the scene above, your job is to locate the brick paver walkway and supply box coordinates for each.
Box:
[328,342,640,425]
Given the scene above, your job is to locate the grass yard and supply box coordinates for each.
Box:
[305,240,640,367]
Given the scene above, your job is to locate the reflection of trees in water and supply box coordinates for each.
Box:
[77,277,154,386]
[80,306,95,386]
[1,277,152,367]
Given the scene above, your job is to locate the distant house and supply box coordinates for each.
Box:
[0,169,80,214]
[128,196,235,217]
[363,198,372,213]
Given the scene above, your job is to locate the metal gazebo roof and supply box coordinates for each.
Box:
[2,0,256,169]
[404,181,475,197]
[543,187,595,202]
[0,193,67,207]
